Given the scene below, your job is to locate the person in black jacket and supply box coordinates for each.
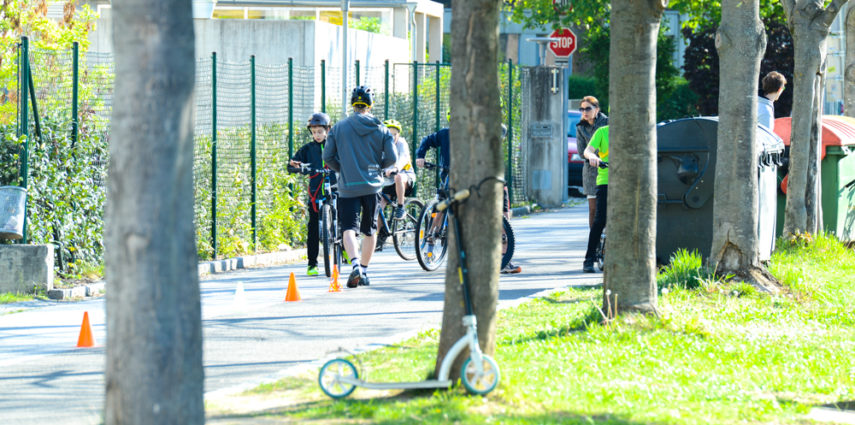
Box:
[288,112,332,276]
[575,96,608,228]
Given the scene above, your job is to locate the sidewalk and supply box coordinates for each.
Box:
[0,201,601,425]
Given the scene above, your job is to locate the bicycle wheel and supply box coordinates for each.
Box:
[461,355,500,395]
[393,198,424,261]
[322,204,333,278]
[500,216,515,270]
[415,200,448,271]
[318,358,358,399]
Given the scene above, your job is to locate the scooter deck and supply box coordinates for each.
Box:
[338,377,452,390]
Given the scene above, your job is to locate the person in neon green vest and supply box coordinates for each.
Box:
[582,125,608,273]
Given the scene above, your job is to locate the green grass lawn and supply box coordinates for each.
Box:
[207,235,855,424]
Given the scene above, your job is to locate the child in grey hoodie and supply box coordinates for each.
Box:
[323,86,398,288]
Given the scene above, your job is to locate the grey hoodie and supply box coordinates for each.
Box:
[323,112,398,198]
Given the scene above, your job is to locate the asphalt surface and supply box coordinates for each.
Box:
[0,202,601,425]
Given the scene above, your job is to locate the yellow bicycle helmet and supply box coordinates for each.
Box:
[383,119,403,132]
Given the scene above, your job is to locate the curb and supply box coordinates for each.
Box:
[46,248,307,301]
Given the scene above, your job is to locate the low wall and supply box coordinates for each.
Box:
[0,245,54,294]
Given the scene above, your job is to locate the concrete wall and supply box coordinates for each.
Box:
[521,66,565,208]
[0,245,54,294]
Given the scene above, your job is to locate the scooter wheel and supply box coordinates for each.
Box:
[318,358,358,399]
[461,354,500,395]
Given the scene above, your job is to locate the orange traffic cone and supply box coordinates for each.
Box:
[76,311,95,348]
[284,272,301,302]
[328,265,341,292]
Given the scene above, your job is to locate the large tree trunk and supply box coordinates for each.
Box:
[711,0,779,290]
[605,0,664,315]
[435,0,503,381]
[105,1,203,423]
[844,7,855,117]
[782,0,848,236]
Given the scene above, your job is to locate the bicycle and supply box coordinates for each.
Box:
[415,162,515,272]
[318,185,500,399]
[376,185,424,261]
[301,164,343,278]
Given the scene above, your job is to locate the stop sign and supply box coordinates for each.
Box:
[548,28,577,58]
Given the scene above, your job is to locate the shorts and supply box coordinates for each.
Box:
[381,178,414,202]
[338,193,380,236]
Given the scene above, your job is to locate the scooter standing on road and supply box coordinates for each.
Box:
[317,183,502,398]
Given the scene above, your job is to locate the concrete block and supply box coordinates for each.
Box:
[0,244,54,294]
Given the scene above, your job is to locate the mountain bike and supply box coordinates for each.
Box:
[302,164,342,278]
[318,184,500,399]
[415,162,515,272]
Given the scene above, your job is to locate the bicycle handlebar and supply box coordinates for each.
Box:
[421,161,448,172]
[598,161,609,169]
[299,163,333,175]
[436,188,470,211]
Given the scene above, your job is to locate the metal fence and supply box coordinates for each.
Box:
[13,37,525,263]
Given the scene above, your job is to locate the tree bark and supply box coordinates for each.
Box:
[782,0,848,236]
[710,0,778,290]
[435,0,503,381]
[845,8,855,117]
[105,1,203,424]
[604,0,664,315]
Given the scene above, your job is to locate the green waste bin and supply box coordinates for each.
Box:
[773,115,855,242]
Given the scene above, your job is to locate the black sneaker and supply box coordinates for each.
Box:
[375,236,387,252]
[347,268,362,288]
[582,261,595,273]
[358,274,370,286]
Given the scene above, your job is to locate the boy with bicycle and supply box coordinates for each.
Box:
[375,119,415,251]
[288,112,332,276]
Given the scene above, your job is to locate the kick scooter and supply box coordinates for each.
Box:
[318,187,501,398]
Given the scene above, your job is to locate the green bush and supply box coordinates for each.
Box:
[567,75,599,101]
[0,111,108,277]
[657,248,713,291]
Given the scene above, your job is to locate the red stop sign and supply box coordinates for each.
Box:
[548,28,577,58]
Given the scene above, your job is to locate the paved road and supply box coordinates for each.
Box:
[0,202,600,425]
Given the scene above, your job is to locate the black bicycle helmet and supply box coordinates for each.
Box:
[350,85,373,107]
[307,112,331,129]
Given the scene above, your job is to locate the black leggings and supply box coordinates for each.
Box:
[584,185,607,262]
[307,206,319,267]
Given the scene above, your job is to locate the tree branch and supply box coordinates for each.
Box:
[823,0,850,27]
[781,0,796,21]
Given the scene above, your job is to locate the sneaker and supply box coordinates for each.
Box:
[347,268,362,288]
[306,265,319,276]
[501,261,522,274]
[358,274,370,286]
[394,205,405,219]
[375,236,387,252]
[582,261,595,273]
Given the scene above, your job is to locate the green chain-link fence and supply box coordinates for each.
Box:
[9,39,525,273]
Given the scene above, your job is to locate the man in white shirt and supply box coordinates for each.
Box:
[758,71,786,129]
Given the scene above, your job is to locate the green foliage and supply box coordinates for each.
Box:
[0,111,108,277]
[769,232,855,305]
[657,248,715,291]
[579,27,683,121]
[682,20,794,117]
[567,75,598,100]
[657,76,700,121]
[0,0,97,124]
[351,16,384,35]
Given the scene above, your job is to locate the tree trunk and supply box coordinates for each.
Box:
[782,0,848,236]
[435,0,503,381]
[844,7,855,117]
[711,0,779,290]
[105,1,203,424]
[604,0,664,315]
